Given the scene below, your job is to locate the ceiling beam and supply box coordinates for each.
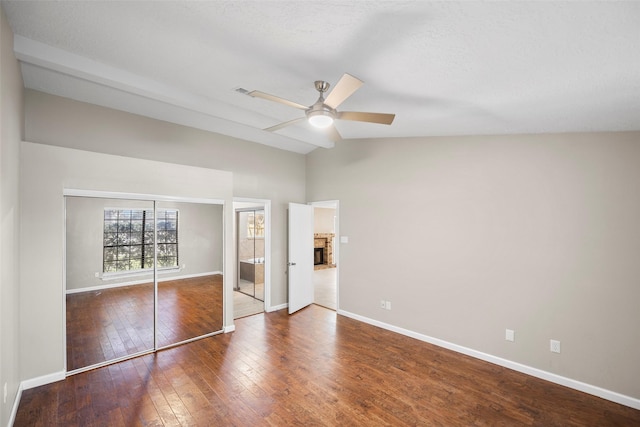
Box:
[13,36,334,153]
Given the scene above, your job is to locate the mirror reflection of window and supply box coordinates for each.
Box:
[103,208,179,273]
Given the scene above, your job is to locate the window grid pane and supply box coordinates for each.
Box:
[103,208,178,272]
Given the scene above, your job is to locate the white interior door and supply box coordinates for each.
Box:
[288,203,314,314]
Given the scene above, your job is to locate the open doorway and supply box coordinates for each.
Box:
[233,199,270,319]
[311,200,338,310]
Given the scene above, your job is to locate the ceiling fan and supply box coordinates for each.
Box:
[249,73,395,142]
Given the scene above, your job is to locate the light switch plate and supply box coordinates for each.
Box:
[340,236,349,244]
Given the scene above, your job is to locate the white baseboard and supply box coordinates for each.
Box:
[267,303,288,312]
[337,309,640,411]
[20,371,66,390]
[8,383,23,427]
[11,369,66,423]
[66,271,222,294]
[223,324,236,333]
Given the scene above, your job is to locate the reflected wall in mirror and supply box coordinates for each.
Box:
[156,201,224,348]
[66,197,155,372]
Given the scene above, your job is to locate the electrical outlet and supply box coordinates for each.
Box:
[380,299,386,309]
[505,329,515,342]
[550,339,561,353]
[385,301,391,310]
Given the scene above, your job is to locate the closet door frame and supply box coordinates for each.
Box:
[63,189,225,376]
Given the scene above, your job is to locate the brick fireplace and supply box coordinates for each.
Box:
[313,233,335,270]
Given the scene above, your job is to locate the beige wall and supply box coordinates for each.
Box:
[306,132,640,400]
[66,197,223,290]
[25,90,307,307]
[20,142,233,382]
[314,207,335,234]
[0,6,23,425]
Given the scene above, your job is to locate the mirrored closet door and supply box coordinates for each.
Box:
[65,194,225,374]
[156,200,224,348]
[66,197,155,372]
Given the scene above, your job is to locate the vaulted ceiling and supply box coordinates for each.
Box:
[3,1,639,154]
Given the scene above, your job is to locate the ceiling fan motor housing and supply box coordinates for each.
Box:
[314,80,330,93]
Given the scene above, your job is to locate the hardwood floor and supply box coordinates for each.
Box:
[18,305,640,426]
[66,275,223,371]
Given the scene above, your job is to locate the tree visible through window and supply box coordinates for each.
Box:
[103,208,178,273]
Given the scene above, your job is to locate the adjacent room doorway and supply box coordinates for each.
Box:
[311,200,339,311]
[233,199,271,319]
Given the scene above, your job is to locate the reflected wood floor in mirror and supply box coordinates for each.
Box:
[21,305,640,426]
[66,275,223,371]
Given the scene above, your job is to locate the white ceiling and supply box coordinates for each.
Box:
[3,1,639,154]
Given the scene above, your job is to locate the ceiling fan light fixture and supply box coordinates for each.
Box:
[307,110,334,128]
[251,73,394,141]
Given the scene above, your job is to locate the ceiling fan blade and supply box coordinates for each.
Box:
[326,124,342,142]
[248,90,308,110]
[264,117,306,132]
[337,111,395,125]
[324,73,363,109]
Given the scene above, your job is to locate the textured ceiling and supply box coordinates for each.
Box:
[3,1,640,154]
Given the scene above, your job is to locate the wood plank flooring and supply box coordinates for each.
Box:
[66,275,223,371]
[17,304,640,426]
